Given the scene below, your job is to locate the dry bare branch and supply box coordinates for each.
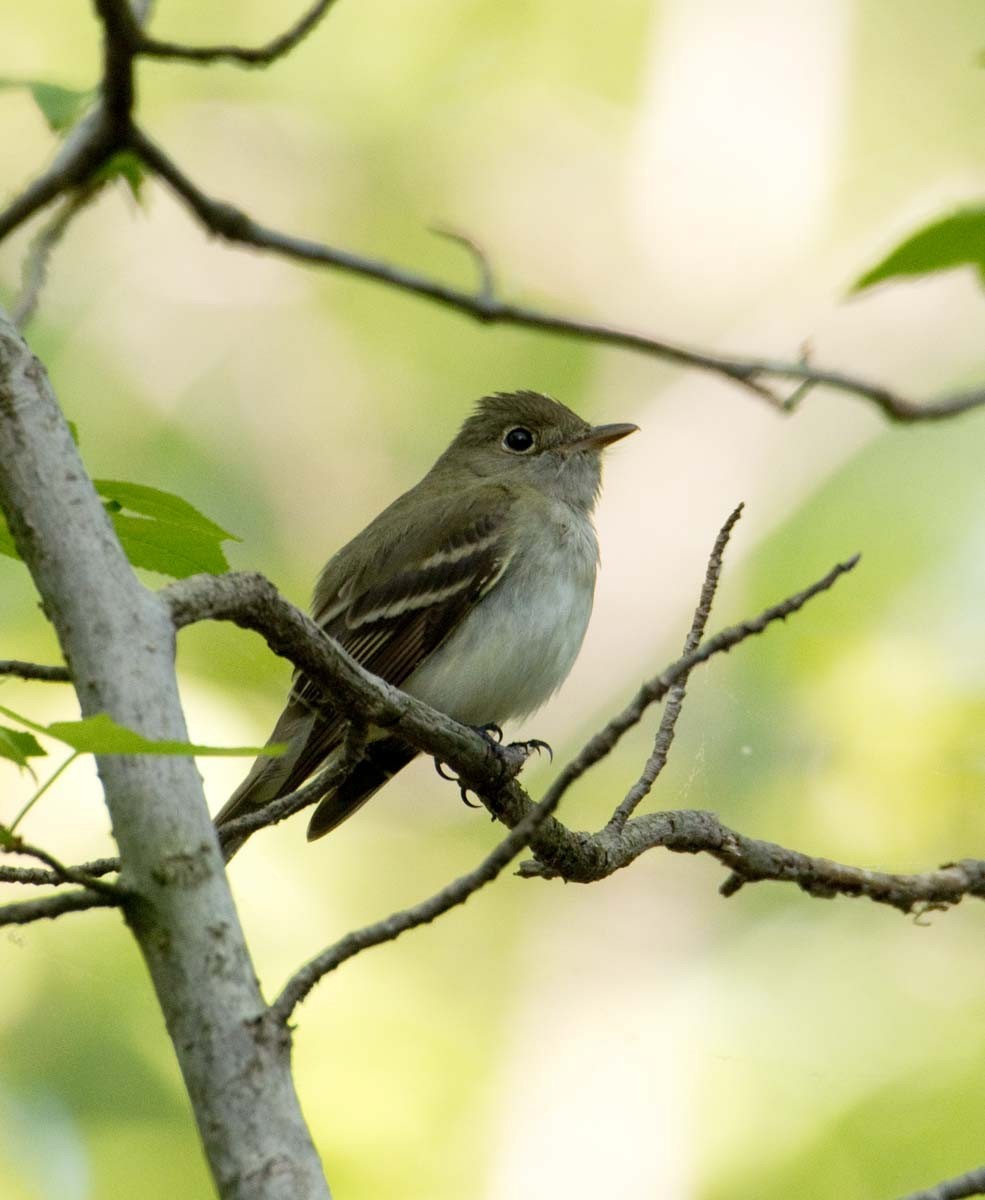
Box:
[898,1163,985,1200]
[219,751,362,861]
[126,130,985,422]
[608,501,744,830]
[0,855,118,886]
[1,837,126,898]
[517,808,985,913]
[0,887,118,926]
[0,0,146,241]
[0,659,71,682]
[135,1,343,66]
[271,786,562,1023]
[13,184,103,328]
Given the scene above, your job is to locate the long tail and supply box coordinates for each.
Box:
[305,737,418,841]
[216,704,417,852]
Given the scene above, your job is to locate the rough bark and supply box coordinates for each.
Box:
[0,309,332,1200]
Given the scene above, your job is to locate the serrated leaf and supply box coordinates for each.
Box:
[1,480,236,579]
[853,207,985,293]
[43,713,283,758]
[95,480,237,541]
[111,513,231,578]
[0,725,46,769]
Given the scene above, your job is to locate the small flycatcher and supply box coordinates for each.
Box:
[218,391,637,842]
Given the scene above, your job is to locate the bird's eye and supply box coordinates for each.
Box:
[502,426,535,453]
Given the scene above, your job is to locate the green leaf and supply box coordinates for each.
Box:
[98,479,237,578]
[43,714,283,758]
[853,207,985,293]
[0,725,47,770]
[30,81,94,132]
[94,480,237,541]
[92,150,148,203]
[110,513,231,577]
[0,79,94,133]
[0,703,281,758]
[1,480,237,579]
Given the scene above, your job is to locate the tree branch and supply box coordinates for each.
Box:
[518,808,985,913]
[12,183,104,328]
[608,501,743,830]
[92,0,140,131]
[0,310,332,1198]
[0,855,118,886]
[218,754,361,860]
[522,553,861,834]
[0,886,117,926]
[0,659,71,682]
[0,0,147,242]
[0,131,112,243]
[898,1164,985,1200]
[1,837,126,898]
[271,786,562,1024]
[127,129,985,422]
[136,1,343,66]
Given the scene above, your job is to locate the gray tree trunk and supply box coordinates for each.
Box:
[0,310,332,1200]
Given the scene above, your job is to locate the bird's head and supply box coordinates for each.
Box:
[440,390,638,510]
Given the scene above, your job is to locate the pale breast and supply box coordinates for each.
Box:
[404,504,599,726]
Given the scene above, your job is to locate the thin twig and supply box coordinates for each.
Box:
[0,855,119,886]
[0,887,118,926]
[13,184,104,328]
[7,752,81,834]
[0,0,150,243]
[517,807,985,912]
[430,225,496,306]
[0,3,984,420]
[608,502,744,830]
[897,1164,985,1200]
[531,554,860,829]
[1,837,126,898]
[161,560,985,911]
[136,0,343,66]
[0,132,110,243]
[0,660,71,682]
[271,786,561,1023]
[127,130,985,422]
[219,758,351,859]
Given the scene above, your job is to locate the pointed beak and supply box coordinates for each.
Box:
[563,422,639,454]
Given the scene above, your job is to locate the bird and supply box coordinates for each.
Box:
[216,390,637,845]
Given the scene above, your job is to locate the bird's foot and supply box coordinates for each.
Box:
[433,728,552,809]
[433,754,482,807]
[507,737,553,763]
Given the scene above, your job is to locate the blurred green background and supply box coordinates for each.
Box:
[3,1,985,1197]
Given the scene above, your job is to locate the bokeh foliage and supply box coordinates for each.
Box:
[2,1,985,1198]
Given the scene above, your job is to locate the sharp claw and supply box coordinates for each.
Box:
[435,756,483,807]
[459,785,481,808]
[475,723,504,744]
[525,738,553,762]
[434,758,458,781]
[505,738,553,764]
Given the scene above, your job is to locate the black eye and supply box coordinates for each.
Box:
[503,426,535,453]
